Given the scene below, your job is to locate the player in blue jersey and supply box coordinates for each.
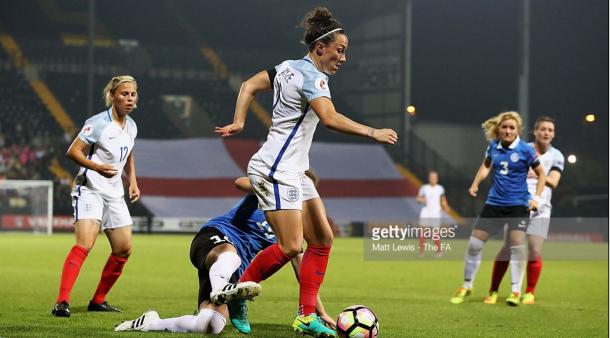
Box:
[52,75,140,317]
[486,116,564,305]
[214,7,397,337]
[115,175,336,335]
[450,111,546,306]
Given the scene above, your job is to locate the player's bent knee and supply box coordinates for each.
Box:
[279,245,301,259]
[113,247,132,258]
[197,309,226,334]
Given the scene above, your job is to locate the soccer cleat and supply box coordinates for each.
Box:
[292,313,336,337]
[522,292,535,305]
[483,291,498,304]
[506,292,521,306]
[88,300,122,312]
[114,310,160,331]
[450,287,471,304]
[228,299,251,334]
[210,281,261,306]
[51,301,71,317]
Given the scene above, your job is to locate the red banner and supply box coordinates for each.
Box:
[1,215,73,230]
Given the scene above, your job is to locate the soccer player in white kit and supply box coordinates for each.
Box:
[215,7,397,337]
[52,75,140,317]
[485,116,564,305]
[416,170,451,257]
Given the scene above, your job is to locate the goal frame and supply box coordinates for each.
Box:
[0,179,54,235]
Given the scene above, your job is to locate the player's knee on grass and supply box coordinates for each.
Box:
[197,309,226,334]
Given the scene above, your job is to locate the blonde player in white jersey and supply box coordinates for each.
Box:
[416,170,451,257]
[52,75,140,317]
[485,116,564,305]
[215,7,397,337]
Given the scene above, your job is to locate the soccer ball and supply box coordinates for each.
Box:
[336,305,379,338]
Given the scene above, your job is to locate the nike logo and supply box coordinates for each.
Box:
[296,318,311,327]
[315,271,325,276]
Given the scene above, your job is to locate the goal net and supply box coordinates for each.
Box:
[0,180,54,235]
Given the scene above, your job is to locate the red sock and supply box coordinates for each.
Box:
[418,233,425,254]
[299,245,331,315]
[525,256,543,294]
[91,255,128,304]
[57,245,89,303]
[490,251,510,292]
[239,243,290,283]
[434,239,442,252]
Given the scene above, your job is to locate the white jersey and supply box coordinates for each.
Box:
[418,184,445,218]
[254,55,330,174]
[527,142,564,209]
[73,109,137,198]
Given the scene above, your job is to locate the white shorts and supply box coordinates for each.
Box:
[247,155,319,211]
[526,208,551,239]
[71,187,132,229]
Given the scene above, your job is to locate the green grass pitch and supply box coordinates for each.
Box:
[0,233,607,337]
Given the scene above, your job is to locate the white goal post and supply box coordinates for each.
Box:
[0,180,54,235]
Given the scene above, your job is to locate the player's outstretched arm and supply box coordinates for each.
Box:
[310,97,398,145]
[215,71,272,137]
[468,158,491,197]
[67,137,117,178]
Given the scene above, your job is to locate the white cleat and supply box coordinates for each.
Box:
[114,310,160,331]
[210,281,262,306]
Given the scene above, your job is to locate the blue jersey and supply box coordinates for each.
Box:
[485,137,539,207]
[201,194,275,277]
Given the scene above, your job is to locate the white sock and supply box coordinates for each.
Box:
[510,245,526,293]
[209,251,241,291]
[147,309,226,334]
[463,236,485,289]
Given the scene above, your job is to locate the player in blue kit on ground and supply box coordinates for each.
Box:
[52,75,140,317]
[115,174,335,335]
[450,111,546,306]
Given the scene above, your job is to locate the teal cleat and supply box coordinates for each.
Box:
[228,299,251,334]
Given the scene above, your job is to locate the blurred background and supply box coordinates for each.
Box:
[0,0,607,233]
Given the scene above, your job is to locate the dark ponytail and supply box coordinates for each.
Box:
[299,7,344,50]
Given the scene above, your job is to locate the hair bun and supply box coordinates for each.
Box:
[299,6,343,48]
